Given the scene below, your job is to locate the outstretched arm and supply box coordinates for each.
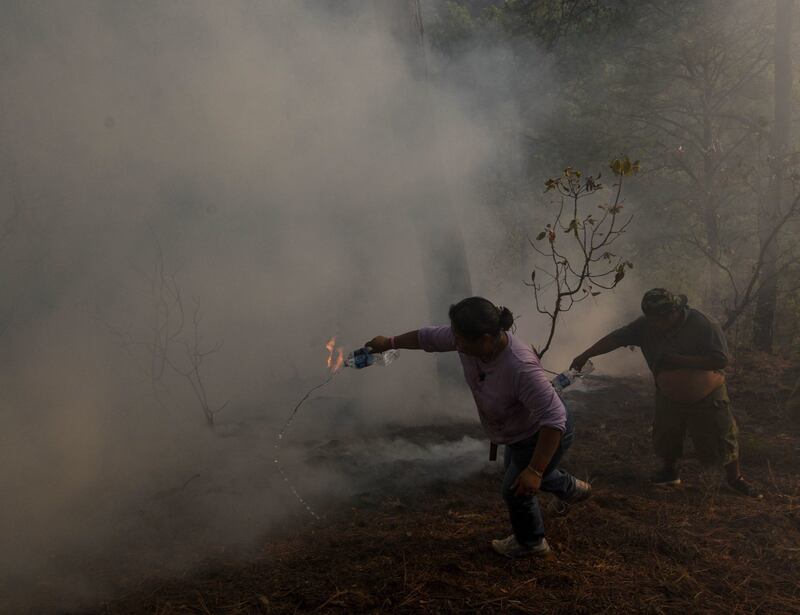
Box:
[570,333,627,370]
[365,331,421,353]
[368,325,457,354]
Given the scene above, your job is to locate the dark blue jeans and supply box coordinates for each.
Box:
[501,411,576,547]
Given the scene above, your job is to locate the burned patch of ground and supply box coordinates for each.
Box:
[90,356,800,613]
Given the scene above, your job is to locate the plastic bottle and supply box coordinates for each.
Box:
[344,347,400,369]
[551,360,594,394]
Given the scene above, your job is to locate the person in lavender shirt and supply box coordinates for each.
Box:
[366,296,591,559]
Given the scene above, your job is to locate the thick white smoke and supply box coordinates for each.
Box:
[0,1,648,611]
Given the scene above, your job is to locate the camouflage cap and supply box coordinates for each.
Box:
[641,288,688,316]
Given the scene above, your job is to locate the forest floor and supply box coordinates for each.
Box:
[89,351,800,614]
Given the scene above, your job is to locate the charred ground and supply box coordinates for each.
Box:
[91,352,800,614]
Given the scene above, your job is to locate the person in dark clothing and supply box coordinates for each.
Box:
[571,288,761,497]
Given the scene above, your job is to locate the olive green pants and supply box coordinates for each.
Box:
[653,383,739,466]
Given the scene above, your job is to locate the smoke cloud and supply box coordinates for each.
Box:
[0,1,647,611]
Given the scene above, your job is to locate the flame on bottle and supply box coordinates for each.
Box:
[325,336,345,373]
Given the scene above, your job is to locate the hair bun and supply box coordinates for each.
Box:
[448,297,514,340]
[498,306,514,331]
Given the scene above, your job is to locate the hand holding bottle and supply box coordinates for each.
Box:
[364,336,392,353]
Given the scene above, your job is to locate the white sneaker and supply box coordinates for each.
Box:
[491,534,552,559]
[562,478,592,503]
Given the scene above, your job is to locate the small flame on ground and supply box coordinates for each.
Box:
[325,336,345,373]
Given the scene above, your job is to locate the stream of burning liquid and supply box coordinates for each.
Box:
[326,336,344,373]
[273,337,344,519]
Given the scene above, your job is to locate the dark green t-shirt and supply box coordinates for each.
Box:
[610,308,730,374]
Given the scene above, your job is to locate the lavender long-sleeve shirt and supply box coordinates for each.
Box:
[418,325,566,444]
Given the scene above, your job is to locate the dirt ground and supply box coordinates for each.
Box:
[91,351,800,614]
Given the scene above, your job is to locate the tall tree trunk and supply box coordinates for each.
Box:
[371,0,473,384]
[754,0,794,352]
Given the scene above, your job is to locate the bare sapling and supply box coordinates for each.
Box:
[528,156,640,357]
[103,228,229,427]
